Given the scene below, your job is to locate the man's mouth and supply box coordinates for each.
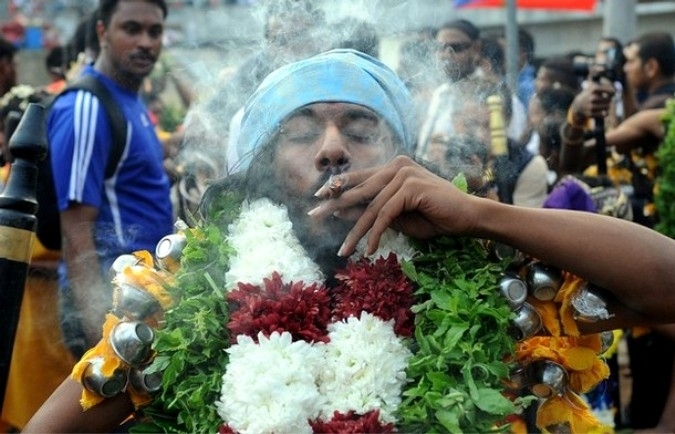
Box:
[131,54,156,67]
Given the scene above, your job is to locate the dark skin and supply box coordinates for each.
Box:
[309,155,675,329]
[23,379,133,433]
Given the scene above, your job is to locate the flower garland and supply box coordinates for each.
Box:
[71,190,614,433]
[130,195,525,433]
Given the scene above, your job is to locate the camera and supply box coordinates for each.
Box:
[573,46,621,83]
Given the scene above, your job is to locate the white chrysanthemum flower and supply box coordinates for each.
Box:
[317,312,411,423]
[12,84,35,99]
[216,332,325,434]
[225,198,323,290]
[354,228,417,262]
[0,84,35,108]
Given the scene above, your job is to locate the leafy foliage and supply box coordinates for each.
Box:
[655,98,675,238]
[132,196,242,434]
[397,236,524,433]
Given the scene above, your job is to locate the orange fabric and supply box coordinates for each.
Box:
[44,79,67,95]
[0,272,76,429]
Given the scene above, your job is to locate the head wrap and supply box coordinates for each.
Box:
[234,49,416,171]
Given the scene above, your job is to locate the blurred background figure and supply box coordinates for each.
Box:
[497,27,537,113]
[478,34,528,144]
[0,37,17,97]
[535,55,580,95]
[527,86,576,188]
[423,77,548,208]
[328,16,379,58]
[396,27,441,133]
[417,18,483,158]
[43,44,66,94]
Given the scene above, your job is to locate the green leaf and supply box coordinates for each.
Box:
[474,387,518,414]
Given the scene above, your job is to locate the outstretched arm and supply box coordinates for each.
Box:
[310,156,675,325]
[22,378,133,433]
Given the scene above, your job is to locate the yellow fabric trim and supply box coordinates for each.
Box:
[0,225,34,263]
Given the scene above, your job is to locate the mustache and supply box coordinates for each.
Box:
[130,51,157,63]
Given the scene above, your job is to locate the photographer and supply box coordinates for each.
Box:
[573,37,636,130]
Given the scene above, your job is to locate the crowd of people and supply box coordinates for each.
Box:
[1,0,675,432]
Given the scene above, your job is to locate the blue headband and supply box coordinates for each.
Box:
[235,49,417,171]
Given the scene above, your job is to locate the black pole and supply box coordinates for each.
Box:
[594,115,608,176]
[0,103,47,411]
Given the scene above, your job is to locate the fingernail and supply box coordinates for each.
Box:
[337,242,347,257]
[307,205,322,216]
[314,185,329,197]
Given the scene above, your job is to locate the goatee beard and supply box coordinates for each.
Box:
[247,167,351,279]
[287,206,350,283]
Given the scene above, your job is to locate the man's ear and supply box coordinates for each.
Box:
[96,20,106,49]
[644,57,660,79]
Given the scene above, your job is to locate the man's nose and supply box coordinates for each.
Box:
[138,31,156,48]
[314,125,351,172]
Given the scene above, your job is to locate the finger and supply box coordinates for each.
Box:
[308,178,385,219]
[309,166,400,218]
[313,167,379,199]
[338,178,403,257]
[314,173,349,199]
[332,204,367,222]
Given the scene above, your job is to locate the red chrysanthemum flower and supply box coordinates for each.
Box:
[333,253,415,336]
[310,410,395,433]
[227,272,332,343]
[218,423,235,434]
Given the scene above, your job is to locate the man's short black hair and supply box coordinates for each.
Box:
[535,86,576,115]
[438,19,480,41]
[633,31,675,78]
[45,45,66,78]
[480,36,505,76]
[517,28,535,64]
[330,17,379,59]
[0,37,17,63]
[98,0,168,27]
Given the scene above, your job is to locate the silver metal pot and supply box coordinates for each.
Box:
[109,320,155,367]
[528,360,568,398]
[129,367,163,394]
[155,233,187,272]
[113,283,162,320]
[510,302,543,341]
[81,356,128,398]
[526,262,563,301]
[571,283,612,322]
[108,254,141,281]
[499,274,528,309]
